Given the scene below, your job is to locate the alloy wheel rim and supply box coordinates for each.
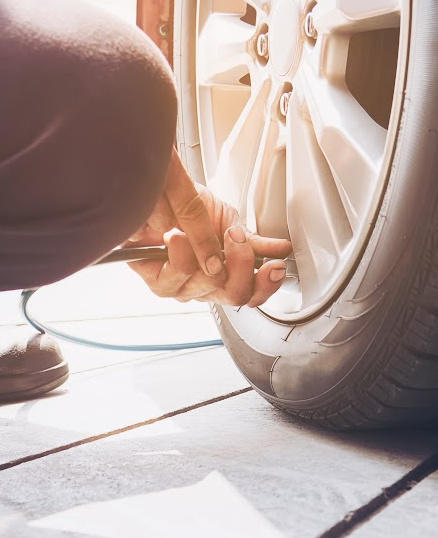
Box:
[195,0,408,322]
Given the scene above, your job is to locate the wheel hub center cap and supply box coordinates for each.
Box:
[269,0,301,77]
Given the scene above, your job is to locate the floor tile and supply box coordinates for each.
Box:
[0,346,248,464]
[350,470,438,538]
[2,392,438,538]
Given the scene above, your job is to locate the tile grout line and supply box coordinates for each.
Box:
[0,386,252,472]
[317,448,438,538]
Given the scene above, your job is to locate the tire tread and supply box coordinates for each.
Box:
[278,200,438,429]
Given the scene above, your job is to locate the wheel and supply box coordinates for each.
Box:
[173,0,438,430]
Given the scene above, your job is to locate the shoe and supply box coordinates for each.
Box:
[0,332,69,402]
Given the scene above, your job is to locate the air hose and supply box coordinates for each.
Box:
[20,289,223,351]
[20,246,224,351]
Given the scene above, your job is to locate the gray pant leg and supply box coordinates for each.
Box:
[0,0,177,291]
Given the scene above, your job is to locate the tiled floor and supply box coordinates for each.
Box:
[1,263,438,537]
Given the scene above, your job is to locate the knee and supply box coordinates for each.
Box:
[79,22,178,216]
[56,9,179,267]
[0,1,178,288]
[1,0,178,191]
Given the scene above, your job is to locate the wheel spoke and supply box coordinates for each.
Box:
[197,12,255,87]
[313,0,401,34]
[194,0,404,319]
[245,0,273,12]
[295,60,387,230]
[245,88,288,237]
[285,95,353,306]
[208,76,272,214]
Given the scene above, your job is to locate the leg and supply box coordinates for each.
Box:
[0,0,177,400]
[0,0,177,290]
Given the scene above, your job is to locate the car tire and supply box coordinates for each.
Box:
[174,0,438,430]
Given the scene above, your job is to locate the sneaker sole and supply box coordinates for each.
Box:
[0,361,69,402]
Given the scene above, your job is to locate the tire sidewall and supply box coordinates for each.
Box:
[175,0,438,409]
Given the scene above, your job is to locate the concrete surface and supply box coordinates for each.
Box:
[1,263,438,537]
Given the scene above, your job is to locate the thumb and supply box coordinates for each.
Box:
[165,148,224,276]
[248,233,292,259]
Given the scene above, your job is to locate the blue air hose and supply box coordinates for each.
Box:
[20,289,223,351]
[19,246,224,351]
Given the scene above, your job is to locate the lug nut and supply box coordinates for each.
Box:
[280,92,292,117]
[304,12,317,39]
[157,22,170,38]
[257,33,269,58]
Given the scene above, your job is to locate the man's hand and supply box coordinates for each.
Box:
[126,148,292,307]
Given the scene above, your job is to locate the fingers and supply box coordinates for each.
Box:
[125,148,292,308]
[124,225,163,248]
[146,196,176,234]
[126,197,175,246]
[129,225,288,306]
[164,148,224,277]
[174,270,224,301]
[247,233,292,259]
[218,226,256,305]
[247,259,286,308]
[162,229,227,299]
[164,229,198,275]
[129,229,197,298]
[215,226,287,307]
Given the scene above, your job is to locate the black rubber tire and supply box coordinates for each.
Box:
[175,0,438,430]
